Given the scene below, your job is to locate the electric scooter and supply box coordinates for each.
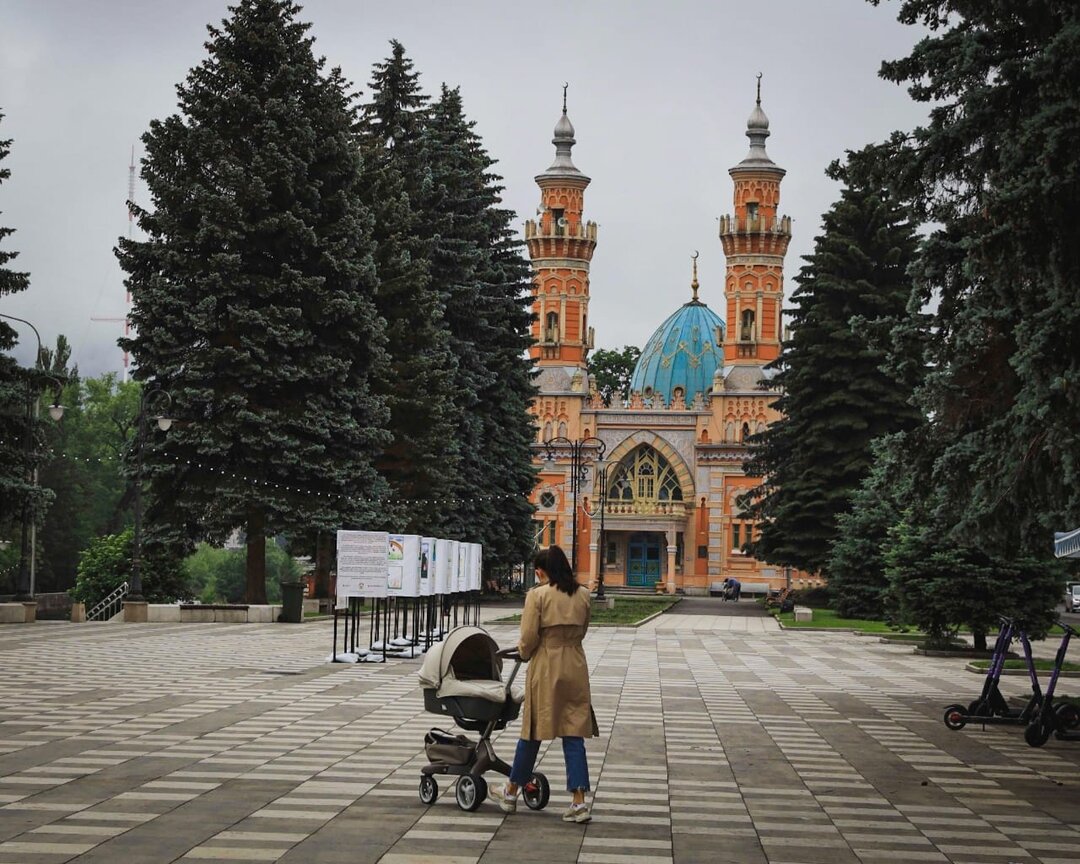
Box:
[1024,619,1080,747]
[943,617,1043,730]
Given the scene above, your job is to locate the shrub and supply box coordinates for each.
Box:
[182,541,297,604]
[70,529,132,608]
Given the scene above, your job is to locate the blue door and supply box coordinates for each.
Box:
[627,533,662,587]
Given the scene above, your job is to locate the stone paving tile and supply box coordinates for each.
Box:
[2,601,1080,863]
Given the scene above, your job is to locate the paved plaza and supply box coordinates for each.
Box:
[1,600,1078,864]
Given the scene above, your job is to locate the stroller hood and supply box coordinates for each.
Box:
[418,626,503,690]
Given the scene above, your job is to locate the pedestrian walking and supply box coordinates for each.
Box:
[488,545,598,823]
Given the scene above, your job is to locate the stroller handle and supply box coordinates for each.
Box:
[497,648,524,662]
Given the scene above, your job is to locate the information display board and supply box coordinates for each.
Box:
[468,542,482,591]
[336,530,389,604]
[434,539,452,594]
[449,540,462,593]
[456,541,469,592]
[420,538,436,597]
[387,534,422,597]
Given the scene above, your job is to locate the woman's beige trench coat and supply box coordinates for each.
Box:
[517,582,598,740]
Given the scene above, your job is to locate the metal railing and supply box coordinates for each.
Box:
[87,581,129,622]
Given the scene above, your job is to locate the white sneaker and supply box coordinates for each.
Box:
[488,782,518,814]
[563,802,591,823]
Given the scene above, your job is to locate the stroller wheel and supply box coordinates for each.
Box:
[943,704,967,731]
[455,774,486,812]
[419,774,438,805]
[522,771,550,811]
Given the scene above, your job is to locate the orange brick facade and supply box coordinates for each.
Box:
[527,90,815,595]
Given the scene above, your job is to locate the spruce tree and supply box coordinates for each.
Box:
[358,43,462,540]
[0,111,56,597]
[826,435,910,619]
[860,0,1080,554]
[418,85,537,569]
[744,164,921,574]
[116,0,388,602]
[0,110,32,542]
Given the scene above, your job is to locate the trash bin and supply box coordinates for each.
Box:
[279,582,304,623]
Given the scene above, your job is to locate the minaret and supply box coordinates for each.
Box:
[525,87,598,368]
[719,76,791,364]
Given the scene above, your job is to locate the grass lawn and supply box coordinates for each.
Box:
[494,596,679,627]
[773,608,913,633]
[969,658,1080,673]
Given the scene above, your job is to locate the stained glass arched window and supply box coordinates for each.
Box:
[608,446,684,505]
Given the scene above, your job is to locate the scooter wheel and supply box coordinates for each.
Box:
[522,771,550,811]
[455,774,486,812]
[943,704,967,731]
[1053,703,1080,731]
[419,774,438,805]
[1024,721,1052,748]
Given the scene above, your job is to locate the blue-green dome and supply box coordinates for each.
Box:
[630,300,725,405]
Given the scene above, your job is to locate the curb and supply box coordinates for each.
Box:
[964,663,1080,677]
[488,597,682,629]
[914,647,1014,659]
[628,598,683,628]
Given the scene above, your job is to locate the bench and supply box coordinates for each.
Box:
[766,587,793,609]
[738,582,770,597]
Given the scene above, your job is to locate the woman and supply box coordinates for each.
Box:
[489,545,597,823]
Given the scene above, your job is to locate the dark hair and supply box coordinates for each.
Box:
[534,545,579,596]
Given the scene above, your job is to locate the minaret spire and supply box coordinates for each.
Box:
[756,72,762,105]
[690,251,700,303]
[526,88,597,367]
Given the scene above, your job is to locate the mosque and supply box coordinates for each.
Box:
[527,85,816,595]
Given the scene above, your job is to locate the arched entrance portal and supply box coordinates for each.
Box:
[627,532,663,587]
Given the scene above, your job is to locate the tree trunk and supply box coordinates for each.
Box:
[245,507,268,604]
[313,532,333,599]
[973,629,987,652]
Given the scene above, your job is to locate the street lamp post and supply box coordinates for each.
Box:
[0,314,65,602]
[542,435,605,577]
[129,383,173,604]
[594,458,608,600]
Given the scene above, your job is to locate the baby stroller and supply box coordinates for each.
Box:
[417,626,551,812]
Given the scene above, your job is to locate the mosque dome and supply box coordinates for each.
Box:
[630,299,725,407]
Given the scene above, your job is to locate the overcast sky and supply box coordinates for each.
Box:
[0,0,929,378]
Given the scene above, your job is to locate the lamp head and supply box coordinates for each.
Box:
[48,404,65,422]
[155,416,173,432]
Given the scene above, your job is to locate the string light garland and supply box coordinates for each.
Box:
[0,440,529,508]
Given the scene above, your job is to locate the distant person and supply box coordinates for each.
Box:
[729,578,742,602]
[489,545,597,823]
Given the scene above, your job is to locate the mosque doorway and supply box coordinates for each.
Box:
[627,532,662,587]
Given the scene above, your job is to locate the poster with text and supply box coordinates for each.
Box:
[456,541,469,592]
[420,538,435,597]
[468,543,482,591]
[435,539,452,594]
[336,530,389,601]
[387,534,421,597]
[449,540,462,593]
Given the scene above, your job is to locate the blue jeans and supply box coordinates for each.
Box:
[509,736,590,792]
